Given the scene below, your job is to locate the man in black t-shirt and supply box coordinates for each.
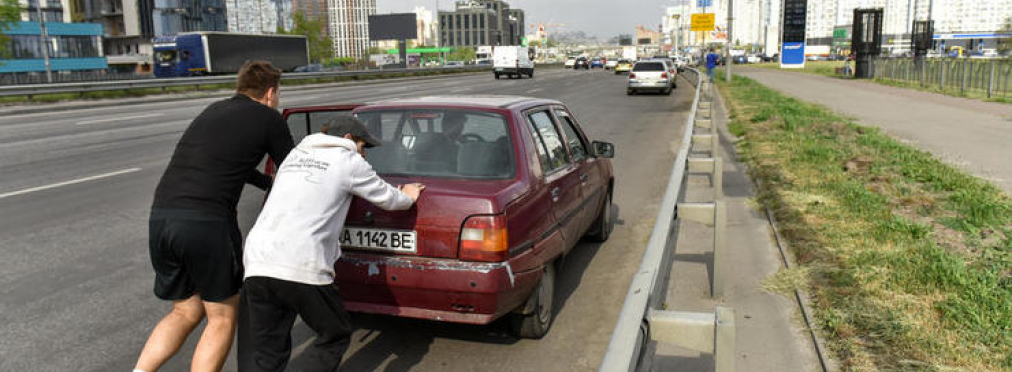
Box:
[134,61,294,372]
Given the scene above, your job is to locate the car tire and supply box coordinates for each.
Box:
[664,86,672,95]
[529,70,534,78]
[627,89,634,95]
[494,73,500,79]
[586,190,613,242]
[511,262,556,339]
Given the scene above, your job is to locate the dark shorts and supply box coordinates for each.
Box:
[149,208,242,302]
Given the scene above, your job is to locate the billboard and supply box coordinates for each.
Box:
[368,13,418,41]
[781,0,807,68]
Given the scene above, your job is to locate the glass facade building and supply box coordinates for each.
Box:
[1,21,108,73]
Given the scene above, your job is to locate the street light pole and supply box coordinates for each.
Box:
[35,0,53,84]
[725,0,733,81]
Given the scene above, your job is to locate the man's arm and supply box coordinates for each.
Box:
[245,113,296,190]
[266,114,296,167]
[246,170,272,190]
[349,159,422,210]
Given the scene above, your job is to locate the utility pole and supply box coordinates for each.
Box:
[725,0,733,81]
[34,0,53,84]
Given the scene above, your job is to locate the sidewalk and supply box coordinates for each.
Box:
[736,67,1012,194]
[651,84,827,372]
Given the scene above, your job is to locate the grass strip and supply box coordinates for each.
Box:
[753,60,846,77]
[718,75,1011,371]
[0,69,479,104]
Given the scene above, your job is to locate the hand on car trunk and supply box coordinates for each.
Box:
[399,183,425,201]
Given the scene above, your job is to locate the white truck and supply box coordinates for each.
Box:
[476,45,493,65]
[493,46,535,79]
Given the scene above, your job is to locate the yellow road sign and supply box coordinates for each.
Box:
[691,13,715,32]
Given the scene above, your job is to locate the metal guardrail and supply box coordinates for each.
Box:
[0,66,493,98]
[599,69,735,372]
[873,57,1011,98]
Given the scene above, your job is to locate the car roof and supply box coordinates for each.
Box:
[364,95,562,110]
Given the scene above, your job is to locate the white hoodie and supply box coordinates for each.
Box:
[243,134,415,285]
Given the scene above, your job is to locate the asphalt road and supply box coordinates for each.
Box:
[0,67,693,372]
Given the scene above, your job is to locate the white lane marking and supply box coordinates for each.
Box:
[449,87,472,93]
[76,113,165,125]
[0,168,142,200]
[526,88,544,93]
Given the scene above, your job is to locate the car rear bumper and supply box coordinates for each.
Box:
[335,252,541,324]
[495,67,521,73]
[628,80,669,89]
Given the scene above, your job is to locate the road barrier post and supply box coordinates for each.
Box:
[962,58,969,94]
[646,306,736,372]
[988,60,996,98]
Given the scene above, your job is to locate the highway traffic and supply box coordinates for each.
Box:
[0,68,694,372]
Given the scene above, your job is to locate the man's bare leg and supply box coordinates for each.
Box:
[191,294,239,372]
[135,295,206,372]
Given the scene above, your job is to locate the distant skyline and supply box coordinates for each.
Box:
[376,0,684,39]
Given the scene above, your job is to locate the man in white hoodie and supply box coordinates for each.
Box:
[238,116,424,372]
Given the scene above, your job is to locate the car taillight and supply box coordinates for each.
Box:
[661,72,668,79]
[459,214,508,262]
[629,72,636,79]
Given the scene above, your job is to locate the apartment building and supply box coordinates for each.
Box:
[329,0,375,58]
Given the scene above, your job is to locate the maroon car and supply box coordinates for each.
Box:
[275,96,614,338]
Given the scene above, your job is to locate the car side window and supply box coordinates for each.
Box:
[527,111,569,172]
[554,110,589,162]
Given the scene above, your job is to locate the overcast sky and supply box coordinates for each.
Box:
[377,0,685,39]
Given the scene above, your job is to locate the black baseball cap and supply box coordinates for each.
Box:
[325,116,382,148]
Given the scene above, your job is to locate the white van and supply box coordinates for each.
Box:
[493,46,535,79]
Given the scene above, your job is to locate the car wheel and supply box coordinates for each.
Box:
[529,70,534,78]
[494,73,500,79]
[627,89,635,95]
[511,262,556,339]
[586,190,613,242]
[664,86,672,95]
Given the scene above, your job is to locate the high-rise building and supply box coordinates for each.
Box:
[413,6,437,46]
[329,0,375,59]
[439,0,524,48]
[226,0,294,34]
[294,0,329,31]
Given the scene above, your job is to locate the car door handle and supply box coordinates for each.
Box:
[550,187,560,201]
[580,174,589,182]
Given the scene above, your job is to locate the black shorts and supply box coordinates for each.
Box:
[149,208,243,302]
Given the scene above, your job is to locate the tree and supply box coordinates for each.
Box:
[446,47,475,62]
[999,17,1012,56]
[1,0,21,60]
[279,12,334,64]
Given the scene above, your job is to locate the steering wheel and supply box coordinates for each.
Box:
[459,133,485,143]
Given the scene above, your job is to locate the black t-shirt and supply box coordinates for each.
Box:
[153,94,294,218]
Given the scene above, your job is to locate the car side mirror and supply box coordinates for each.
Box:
[593,141,615,158]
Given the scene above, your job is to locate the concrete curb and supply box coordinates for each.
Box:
[0,71,489,116]
[711,82,837,372]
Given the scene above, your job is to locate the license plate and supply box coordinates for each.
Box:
[339,227,416,253]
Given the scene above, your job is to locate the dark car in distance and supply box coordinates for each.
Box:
[274,96,615,338]
[574,57,590,70]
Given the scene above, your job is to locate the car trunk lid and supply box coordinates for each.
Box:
[343,176,528,259]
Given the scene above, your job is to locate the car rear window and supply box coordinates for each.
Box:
[356,109,515,179]
[633,62,665,71]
